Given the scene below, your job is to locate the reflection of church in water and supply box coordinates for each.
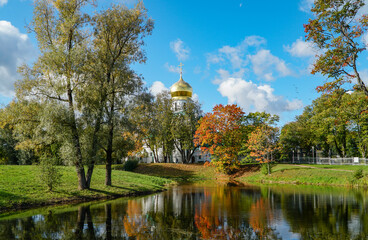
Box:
[140,65,211,163]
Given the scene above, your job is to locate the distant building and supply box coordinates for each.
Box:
[140,64,211,163]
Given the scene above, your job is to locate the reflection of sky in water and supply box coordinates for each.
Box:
[1,184,368,239]
[272,214,301,240]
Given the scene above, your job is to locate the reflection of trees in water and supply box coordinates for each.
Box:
[279,189,368,239]
[122,201,150,239]
[193,185,280,239]
[249,198,274,239]
[2,186,368,239]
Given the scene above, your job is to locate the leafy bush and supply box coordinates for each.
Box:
[353,168,364,180]
[351,168,364,185]
[123,159,139,171]
[39,157,62,191]
[260,163,273,175]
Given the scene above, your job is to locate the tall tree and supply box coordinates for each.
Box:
[86,3,153,186]
[247,125,279,175]
[171,100,202,163]
[194,104,246,174]
[131,93,161,163]
[16,0,93,189]
[304,0,368,95]
[155,92,174,163]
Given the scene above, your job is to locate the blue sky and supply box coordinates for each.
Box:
[1,0,368,125]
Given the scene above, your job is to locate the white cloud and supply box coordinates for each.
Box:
[192,93,199,102]
[299,0,314,13]
[213,68,245,84]
[219,45,245,69]
[249,49,293,81]
[244,35,267,47]
[208,36,291,81]
[363,32,368,49]
[217,77,303,114]
[164,62,180,73]
[357,2,368,19]
[150,81,168,96]
[0,0,7,7]
[207,35,266,69]
[0,21,34,97]
[170,39,190,61]
[206,53,224,65]
[284,38,317,58]
[359,69,368,85]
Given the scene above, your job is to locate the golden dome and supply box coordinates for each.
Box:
[170,74,193,100]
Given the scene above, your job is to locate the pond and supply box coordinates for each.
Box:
[1,183,368,239]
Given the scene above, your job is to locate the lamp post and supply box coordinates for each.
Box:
[292,150,295,164]
[312,146,315,164]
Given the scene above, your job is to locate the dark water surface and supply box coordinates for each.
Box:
[1,183,368,239]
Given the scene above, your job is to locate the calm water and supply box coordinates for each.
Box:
[1,183,368,239]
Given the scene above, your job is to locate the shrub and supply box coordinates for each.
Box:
[123,159,139,172]
[351,168,364,185]
[260,163,273,175]
[39,157,62,191]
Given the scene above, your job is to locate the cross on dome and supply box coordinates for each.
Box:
[179,62,184,77]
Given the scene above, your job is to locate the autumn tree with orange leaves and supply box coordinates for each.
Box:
[304,0,368,96]
[247,125,279,175]
[194,104,246,174]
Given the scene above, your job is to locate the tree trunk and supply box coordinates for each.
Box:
[105,124,113,186]
[85,207,96,240]
[67,88,87,190]
[105,204,112,240]
[75,206,86,238]
[334,139,343,157]
[86,93,106,188]
[105,86,115,186]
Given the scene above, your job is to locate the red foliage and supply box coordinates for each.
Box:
[194,104,246,173]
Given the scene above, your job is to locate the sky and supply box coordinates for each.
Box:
[1,0,368,126]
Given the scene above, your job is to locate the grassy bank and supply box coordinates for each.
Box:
[134,163,368,187]
[134,163,217,182]
[239,164,368,186]
[0,165,172,213]
[3,163,365,213]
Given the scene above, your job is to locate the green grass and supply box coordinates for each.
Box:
[239,164,368,186]
[0,165,172,212]
[301,164,368,171]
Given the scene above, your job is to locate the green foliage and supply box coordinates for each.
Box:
[39,157,62,192]
[351,168,364,184]
[260,162,276,175]
[171,100,202,163]
[6,1,154,189]
[123,159,139,172]
[280,91,368,159]
[260,164,271,175]
[305,0,368,95]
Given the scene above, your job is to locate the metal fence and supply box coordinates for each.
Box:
[280,157,368,165]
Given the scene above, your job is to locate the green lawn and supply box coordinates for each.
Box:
[239,163,368,186]
[301,164,368,171]
[0,165,172,212]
